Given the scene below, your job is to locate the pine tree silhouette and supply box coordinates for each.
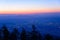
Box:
[20,27,26,40]
[31,25,42,40]
[37,32,42,40]
[0,29,2,40]
[2,25,10,40]
[45,34,53,40]
[10,28,18,40]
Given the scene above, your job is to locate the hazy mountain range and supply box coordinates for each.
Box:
[0,12,60,36]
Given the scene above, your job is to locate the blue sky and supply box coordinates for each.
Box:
[0,0,60,14]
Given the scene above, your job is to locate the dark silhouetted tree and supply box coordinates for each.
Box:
[0,29,2,40]
[10,28,19,40]
[45,34,53,40]
[31,25,42,40]
[2,25,10,40]
[37,32,42,40]
[20,27,26,40]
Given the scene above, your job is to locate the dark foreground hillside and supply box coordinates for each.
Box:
[0,24,60,40]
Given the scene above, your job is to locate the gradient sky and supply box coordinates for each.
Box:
[0,0,60,14]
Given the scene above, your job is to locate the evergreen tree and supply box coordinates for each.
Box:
[20,27,26,40]
[2,25,10,40]
[10,28,18,40]
[31,25,42,40]
[45,34,53,40]
[37,32,42,40]
[0,29,2,40]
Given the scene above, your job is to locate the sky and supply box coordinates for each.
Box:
[0,0,60,14]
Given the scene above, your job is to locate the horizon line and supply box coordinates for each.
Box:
[0,12,60,15]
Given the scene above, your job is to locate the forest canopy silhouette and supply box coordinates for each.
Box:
[0,24,60,40]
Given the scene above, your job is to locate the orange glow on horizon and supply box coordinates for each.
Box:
[0,9,60,14]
